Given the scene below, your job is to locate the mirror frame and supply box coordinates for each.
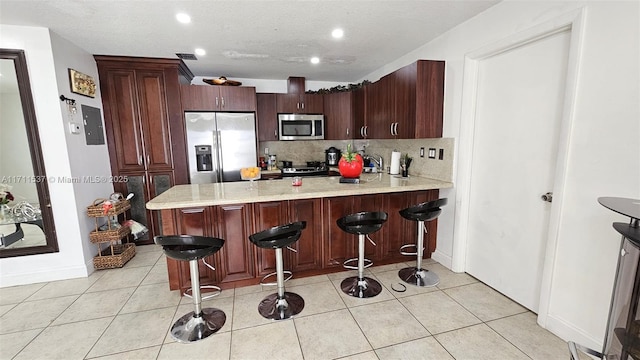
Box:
[0,48,58,258]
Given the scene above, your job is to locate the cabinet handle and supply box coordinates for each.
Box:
[296,102,300,110]
[138,155,143,166]
[346,127,349,136]
[146,155,150,165]
[364,126,369,137]
[390,122,394,135]
[301,102,305,110]
[221,97,225,108]
[215,97,219,108]
[393,122,399,136]
[274,129,277,138]
[360,126,364,138]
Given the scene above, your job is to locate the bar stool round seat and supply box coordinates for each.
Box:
[249,221,306,320]
[398,198,447,287]
[154,235,225,343]
[337,211,388,298]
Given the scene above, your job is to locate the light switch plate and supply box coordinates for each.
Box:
[428,148,436,159]
[69,122,81,134]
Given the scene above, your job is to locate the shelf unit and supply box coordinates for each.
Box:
[87,198,135,269]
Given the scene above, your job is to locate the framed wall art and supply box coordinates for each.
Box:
[68,68,96,98]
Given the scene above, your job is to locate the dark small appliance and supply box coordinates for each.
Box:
[325,147,342,166]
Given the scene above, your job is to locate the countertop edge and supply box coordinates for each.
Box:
[146,175,453,210]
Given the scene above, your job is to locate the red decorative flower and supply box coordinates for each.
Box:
[338,144,363,178]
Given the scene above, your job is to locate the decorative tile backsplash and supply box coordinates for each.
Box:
[260,138,454,182]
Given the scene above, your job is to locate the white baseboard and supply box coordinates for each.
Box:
[0,265,90,288]
[431,250,453,270]
[543,313,603,353]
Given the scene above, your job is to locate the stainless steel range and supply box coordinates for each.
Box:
[281,165,329,177]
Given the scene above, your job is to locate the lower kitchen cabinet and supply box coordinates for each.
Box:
[213,203,255,284]
[162,191,441,291]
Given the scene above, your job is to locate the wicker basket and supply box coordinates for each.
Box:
[87,193,131,217]
[94,243,136,269]
[89,226,131,243]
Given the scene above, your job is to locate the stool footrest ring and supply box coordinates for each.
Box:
[183,285,222,301]
[260,270,293,286]
[343,257,373,270]
[400,243,422,256]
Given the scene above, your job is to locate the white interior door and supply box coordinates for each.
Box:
[465,29,571,312]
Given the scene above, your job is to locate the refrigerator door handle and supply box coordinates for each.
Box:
[215,130,224,183]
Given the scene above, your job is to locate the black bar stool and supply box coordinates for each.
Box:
[398,198,447,287]
[154,235,226,343]
[249,221,306,320]
[337,211,388,298]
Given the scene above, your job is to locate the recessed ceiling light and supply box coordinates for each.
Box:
[310,57,320,64]
[195,48,206,56]
[176,13,191,24]
[332,28,344,39]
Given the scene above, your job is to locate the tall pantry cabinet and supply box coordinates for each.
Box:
[95,56,188,245]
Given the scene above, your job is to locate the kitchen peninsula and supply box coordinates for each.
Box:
[147,174,453,293]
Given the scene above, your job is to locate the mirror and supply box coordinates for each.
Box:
[0,49,58,258]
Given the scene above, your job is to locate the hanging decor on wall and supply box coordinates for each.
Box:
[68,68,96,98]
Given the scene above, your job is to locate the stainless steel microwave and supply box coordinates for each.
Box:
[278,114,324,140]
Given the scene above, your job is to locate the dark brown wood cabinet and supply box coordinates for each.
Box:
[213,203,255,284]
[323,92,354,140]
[96,56,187,245]
[323,196,355,268]
[288,198,323,272]
[352,86,368,139]
[276,93,323,114]
[253,201,288,276]
[364,60,445,139]
[256,93,278,141]
[180,84,256,112]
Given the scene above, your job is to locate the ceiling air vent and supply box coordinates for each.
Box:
[176,53,198,61]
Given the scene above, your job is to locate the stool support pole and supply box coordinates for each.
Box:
[358,234,366,279]
[416,221,424,270]
[275,248,285,298]
[189,259,202,316]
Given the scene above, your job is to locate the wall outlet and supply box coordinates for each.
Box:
[420,147,425,157]
[68,122,81,134]
[428,148,436,159]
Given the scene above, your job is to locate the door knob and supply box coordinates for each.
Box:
[541,192,553,202]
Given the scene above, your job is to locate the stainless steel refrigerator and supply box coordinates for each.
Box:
[185,112,257,184]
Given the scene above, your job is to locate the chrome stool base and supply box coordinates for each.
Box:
[341,276,382,298]
[170,308,226,343]
[398,267,440,287]
[258,292,305,320]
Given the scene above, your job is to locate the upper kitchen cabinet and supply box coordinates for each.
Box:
[324,87,367,140]
[365,59,445,139]
[276,93,323,114]
[180,84,256,112]
[96,56,186,176]
[256,93,278,141]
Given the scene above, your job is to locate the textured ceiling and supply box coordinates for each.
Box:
[0,0,500,82]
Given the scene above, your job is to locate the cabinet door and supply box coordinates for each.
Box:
[218,86,257,111]
[257,93,278,141]
[393,63,417,139]
[147,171,175,244]
[367,75,395,139]
[323,92,353,140]
[409,190,439,254]
[276,94,301,113]
[323,196,355,268]
[300,94,323,114]
[175,207,217,293]
[214,203,255,283]
[102,70,146,172]
[117,173,151,243]
[136,70,174,171]
[253,201,288,276]
[382,192,412,261]
[352,86,367,139]
[288,199,323,271]
[180,84,218,111]
[415,60,445,138]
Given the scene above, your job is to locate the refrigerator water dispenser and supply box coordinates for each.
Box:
[195,145,213,171]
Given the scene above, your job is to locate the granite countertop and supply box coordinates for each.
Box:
[146,174,453,210]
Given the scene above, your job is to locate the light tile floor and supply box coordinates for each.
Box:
[0,245,576,360]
